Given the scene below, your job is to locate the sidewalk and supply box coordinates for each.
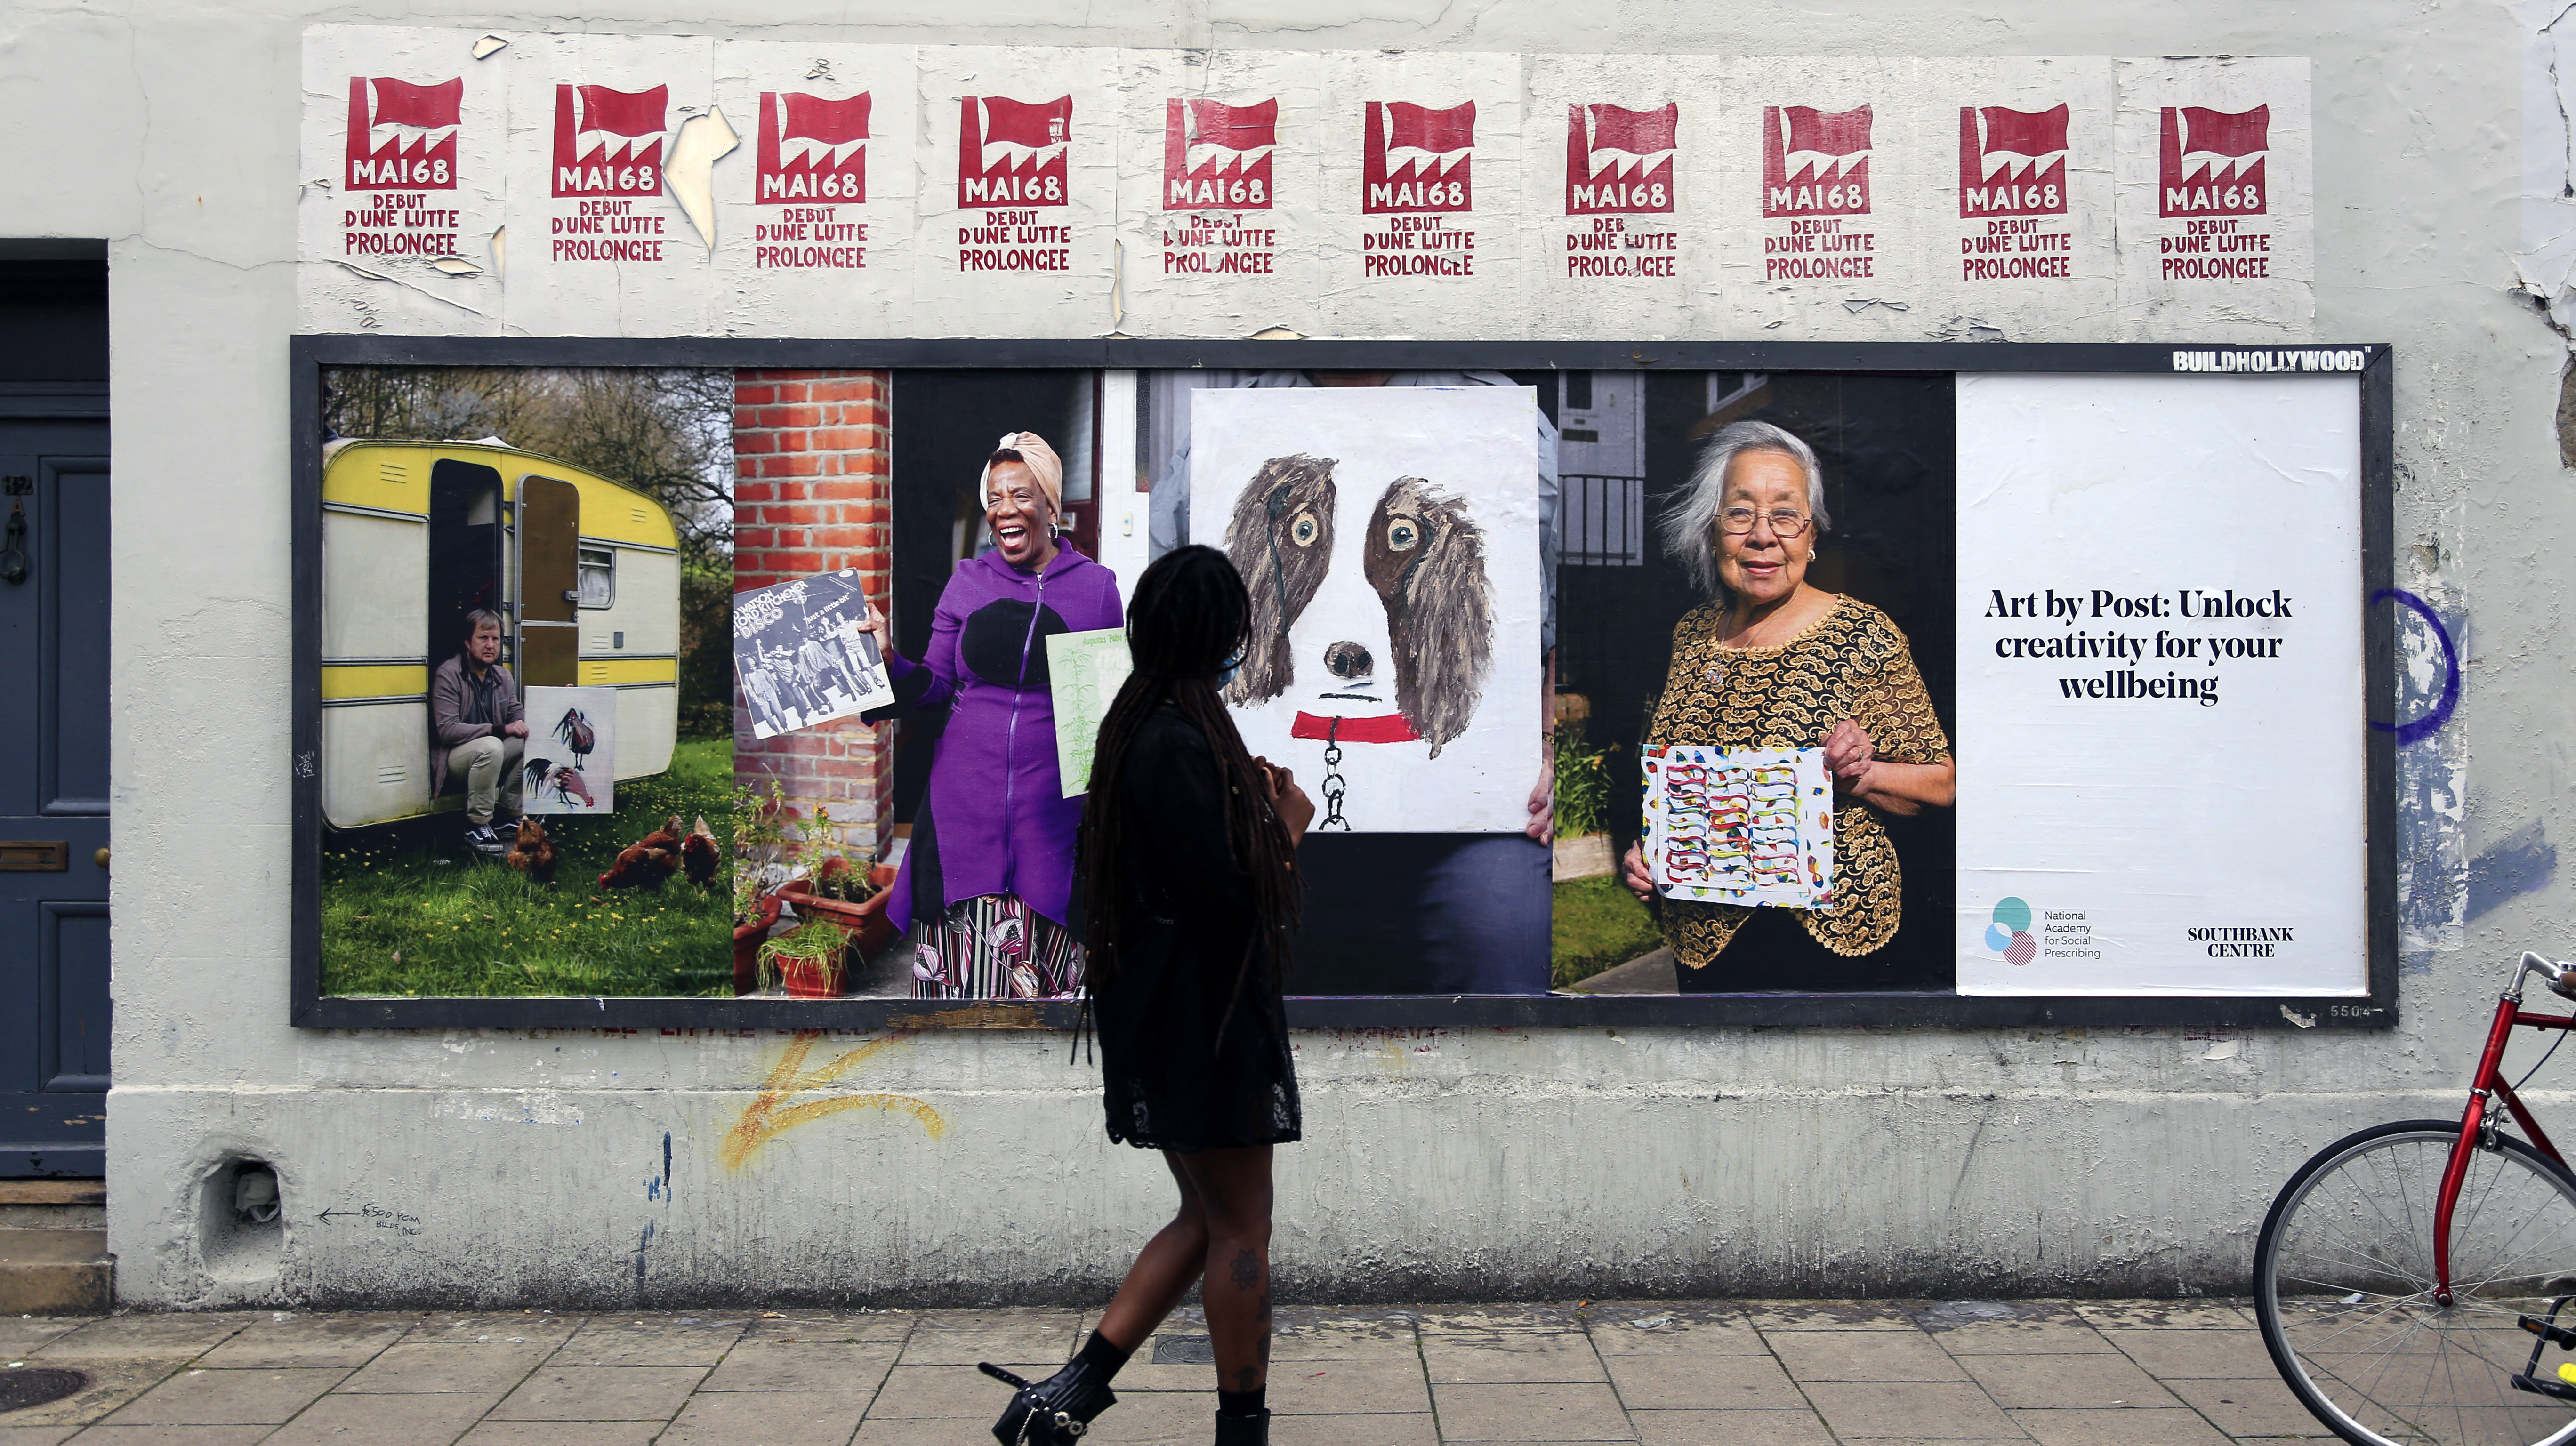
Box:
[0,1299,2317,1445]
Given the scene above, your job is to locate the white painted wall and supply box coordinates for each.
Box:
[1,0,2558,1306]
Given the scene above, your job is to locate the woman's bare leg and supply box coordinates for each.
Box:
[1173,1145,1274,1395]
[1092,1151,1211,1350]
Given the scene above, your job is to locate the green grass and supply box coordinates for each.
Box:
[320,738,736,997]
[1552,875,1664,989]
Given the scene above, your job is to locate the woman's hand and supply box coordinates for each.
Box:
[1621,841,1655,903]
[1256,758,1318,844]
[857,593,893,658]
[1824,718,1877,795]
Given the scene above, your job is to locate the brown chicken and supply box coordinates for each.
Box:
[597,842,677,890]
[680,814,719,886]
[506,817,557,886]
[637,815,684,856]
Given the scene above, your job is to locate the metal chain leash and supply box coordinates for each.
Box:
[1317,717,1351,831]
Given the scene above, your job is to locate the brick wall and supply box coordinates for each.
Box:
[732,369,897,858]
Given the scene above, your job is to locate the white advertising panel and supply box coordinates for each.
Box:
[1191,386,1542,832]
[1954,372,2365,996]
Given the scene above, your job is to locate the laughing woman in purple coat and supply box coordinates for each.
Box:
[861,432,1122,999]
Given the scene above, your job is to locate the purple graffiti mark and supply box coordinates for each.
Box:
[2371,588,2459,745]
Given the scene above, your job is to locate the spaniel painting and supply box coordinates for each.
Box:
[1193,387,1539,832]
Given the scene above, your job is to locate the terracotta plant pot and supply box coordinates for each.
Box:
[778,864,902,963]
[731,893,781,996]
[777,950,845,999]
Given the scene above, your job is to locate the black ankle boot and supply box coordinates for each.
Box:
[980,1359,1119,1444]
[1213,1407,1271,1445]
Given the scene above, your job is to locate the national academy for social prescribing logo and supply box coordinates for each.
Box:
[1985,897,2037,965]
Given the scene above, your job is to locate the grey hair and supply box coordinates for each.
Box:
[1658,420,1830,597]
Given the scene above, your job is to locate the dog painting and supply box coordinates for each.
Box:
[520,684,618,816]
[1193,386,1539,832]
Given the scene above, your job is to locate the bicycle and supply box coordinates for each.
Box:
[2256,951,2576,1446]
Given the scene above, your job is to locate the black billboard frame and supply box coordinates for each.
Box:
[290,335,2399,1033]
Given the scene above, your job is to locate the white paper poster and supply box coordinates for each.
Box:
[1191,386,1542,832]
[710,43,918,337]
[298,25,510,335]
[1918,57,2118,341]
[1954,372,2365,996]
[2114,56,2314,338]
[521,684,618,814]
[1521,56,1707,339]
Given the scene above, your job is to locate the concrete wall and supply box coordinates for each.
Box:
[3,0,2561,1306]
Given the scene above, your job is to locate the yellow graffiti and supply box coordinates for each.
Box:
[721,1028,944,1170]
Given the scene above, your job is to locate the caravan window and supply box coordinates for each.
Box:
[577,546,615,608]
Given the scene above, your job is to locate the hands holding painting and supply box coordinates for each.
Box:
[1824,717,1955,817]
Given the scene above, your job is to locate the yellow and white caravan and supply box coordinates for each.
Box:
[321,440,681,828]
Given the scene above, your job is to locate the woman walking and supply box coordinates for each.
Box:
[981,545,1314,1446]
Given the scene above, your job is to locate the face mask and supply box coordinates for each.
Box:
[1219,645,1246,691]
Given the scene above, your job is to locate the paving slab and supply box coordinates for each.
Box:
[1430,1381,1636,1441]
[0,1358,192,1428]
[192,1314,412,1369]
[1801,1380,2024,1439]
[2098,1328,2275,1380]
[696,1339,899,1393]
[1421,1331,1608,1384]
[2069,1301,2251,1330]
[2008,1405,2233,1446]
[0,1320,83,1357]
[1603,1351,1803,1411]
[1925,1320,2116,1356]
[547,1316,747,1367]
[28,1317,257,1360]
[455,1424,663,1446]
[738,1310,914,1343]
[331,1341,550,1395]
[56,1428,274,1444]
[1272,1413,1444,1446]
[1767,1327,1972,1382]
[399,1314,580,1347]
[1584,1304,1765,1356]
[900,1310,1082,1366]
[863,1361,1058,1419]
[0,1428,77,1446]
[655,1387,872,1446]
[1630,1409,1835,1446]
[2158,1375,2342,1438]
[262,1388,493,1445]
[1742,1300,1925,1331]
[1956,1350,2182,1409]
[96,1366,348,1426]
[1269,1357,1433,1413]
[486,1365,705,1422]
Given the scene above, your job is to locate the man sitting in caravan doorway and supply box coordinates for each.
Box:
[430,608,529,856]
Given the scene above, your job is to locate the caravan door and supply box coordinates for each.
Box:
[516,474,580,687]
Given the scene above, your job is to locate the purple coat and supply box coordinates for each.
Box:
[885,546,1122,933]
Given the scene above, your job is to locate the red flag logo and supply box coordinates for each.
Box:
[369,77,461,131]
[782,92,871,146]
[758,90,869,205]
[1957,103,2068,218]
[345,75,460,191]
[552,83,667,198]
[1762,104,1870,218]
[1566,102,1677,215]
[958,95,1069,208]
[1164,97,1277,209]
[1363,99,1474,214]
[2158,104,2267,218]
[574,84,668,138]
[1385,100,1476,157]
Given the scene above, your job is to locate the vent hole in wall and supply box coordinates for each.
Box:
[200,1158,285,1283]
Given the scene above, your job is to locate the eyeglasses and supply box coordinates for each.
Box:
[1718,507,1811,538]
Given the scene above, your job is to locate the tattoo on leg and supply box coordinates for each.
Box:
[1235,1366,1260,1392]
[1229,1248,1262,1291]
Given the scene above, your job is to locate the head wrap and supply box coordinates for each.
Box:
[981,431,1064,517]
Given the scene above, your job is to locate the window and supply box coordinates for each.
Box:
[577,546,615,608]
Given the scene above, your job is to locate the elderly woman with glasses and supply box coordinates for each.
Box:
[1620,420,1955,989]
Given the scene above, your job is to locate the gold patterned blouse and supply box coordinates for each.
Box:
[1644,593,1951,967]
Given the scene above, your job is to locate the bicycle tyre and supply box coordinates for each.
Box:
[2256,1118,2576,1446]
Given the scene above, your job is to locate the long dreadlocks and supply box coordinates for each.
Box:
[1079,546,1303,1043]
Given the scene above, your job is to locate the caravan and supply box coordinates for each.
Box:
[319,440,681,828]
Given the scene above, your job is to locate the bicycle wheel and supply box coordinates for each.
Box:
[2257,1119,2576,1446]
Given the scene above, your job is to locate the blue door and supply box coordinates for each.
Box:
[0,405,110,1177]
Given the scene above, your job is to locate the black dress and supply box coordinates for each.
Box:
[1092,706,1301,1152]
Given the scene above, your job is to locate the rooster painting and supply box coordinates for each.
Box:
[553,707,597,766]
[523,759,597,810]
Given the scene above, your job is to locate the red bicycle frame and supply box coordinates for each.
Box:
[2431,952,2576,1303]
